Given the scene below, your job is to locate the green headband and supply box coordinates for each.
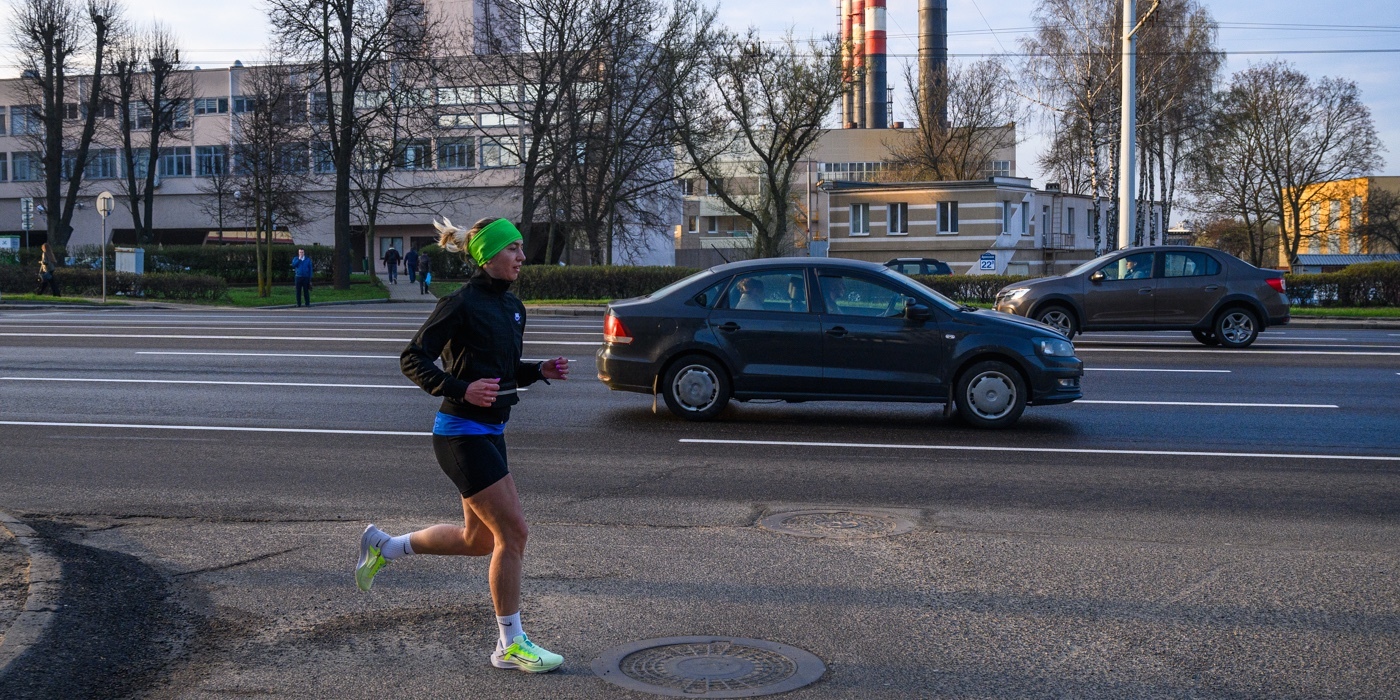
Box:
[469,218,523,265]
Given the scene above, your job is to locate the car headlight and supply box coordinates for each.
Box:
[1037,337,1076,357]
[999,288,1030,301]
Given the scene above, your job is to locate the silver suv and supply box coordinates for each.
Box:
[993,246,1290,348]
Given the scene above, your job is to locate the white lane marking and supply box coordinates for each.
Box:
[1082,368,1230,374]
[5,319,424,327]
[1076,399,1337,408]
[678,438,1400,463]
[1076,342,1400,350]
[137,351,399,359]
[1085,334,1354,342]
[0,332,601,345]
[1,377,417,389]
[3,323,598,335]
[0,420,430,436]
[1078,348,1400,357]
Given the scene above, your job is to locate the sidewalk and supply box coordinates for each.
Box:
[376,270,435,302]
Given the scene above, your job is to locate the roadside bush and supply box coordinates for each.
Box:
[514,265,702,300]
[0,266,227,301]
[1285,262,1400,306]
[11,244,336,284]
[910,274,1033,303]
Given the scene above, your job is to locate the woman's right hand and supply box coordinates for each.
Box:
[463,377,501,407]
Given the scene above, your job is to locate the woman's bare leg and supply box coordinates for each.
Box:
[464,475,528,616]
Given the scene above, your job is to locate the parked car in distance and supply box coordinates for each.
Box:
[992,245,1289,347]
[596,258,1083,429]
[885,257,953,276]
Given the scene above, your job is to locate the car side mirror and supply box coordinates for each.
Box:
[905,299,932,322]
[1090,270,1105,284]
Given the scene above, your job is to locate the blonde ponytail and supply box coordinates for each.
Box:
[432,216,499,262]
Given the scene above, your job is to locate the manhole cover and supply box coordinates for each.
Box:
[758,509,914,540]
[592,636,825,698]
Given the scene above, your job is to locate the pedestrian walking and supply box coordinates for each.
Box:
[34,243,62,297]
[382,245,401,284]
[404,247,420,284]
[417,250,432,295]
[356,216,569,674]
[291,248,314,307]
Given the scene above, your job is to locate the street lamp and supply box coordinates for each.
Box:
[96,192,115,303]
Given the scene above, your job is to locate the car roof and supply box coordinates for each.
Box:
[707,257,890,274]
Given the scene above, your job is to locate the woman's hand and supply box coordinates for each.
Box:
[464,377,501,407]
[542,357,570,381]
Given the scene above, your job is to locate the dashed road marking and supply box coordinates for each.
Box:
[678,438,1400,462]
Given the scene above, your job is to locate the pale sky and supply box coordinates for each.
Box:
[3,0,1397,188]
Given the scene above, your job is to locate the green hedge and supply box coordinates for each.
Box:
[9,244,337,284]
[0,266,227,301]
[1285,262,1400,307]
[910,274,1033,303]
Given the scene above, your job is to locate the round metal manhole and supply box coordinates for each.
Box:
[758,509,915,540]
[592,636,825,698]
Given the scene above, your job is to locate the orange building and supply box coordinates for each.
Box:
[1279,176,1400,269]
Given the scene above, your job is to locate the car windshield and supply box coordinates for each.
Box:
[646,269,714,299]
[880,268,964,311]
[1064,252,1120,278]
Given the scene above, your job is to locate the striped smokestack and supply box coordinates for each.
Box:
[864,0,887,129]
[852,0,865,128]
[919,0,949,127]
[841,0,853,127]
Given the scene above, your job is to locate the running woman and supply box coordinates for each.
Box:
[355,216,570,673]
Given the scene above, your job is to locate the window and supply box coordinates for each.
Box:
[1309,202,1320,231]
[1095,252,1154,281]
[888,202,908,235]
[480,136,519,167]
[818,274,906,318]
[11,152,42,181]
[687,216,697,233]
[850,203,870,235]
[1350,196,1364,230]
[398,140,432,170]
[1066,207,1075,235]
[818,161,885,183]
[437,114,473,129]
[723,269,808,313]
[481,85,521,103]
[1329,200,1341,230]
[232,96,255,114]
[1327,232,1341,255]
[128,148,150,178]
[311,142,335,174]
[62,103,79,120]
[479,112,519,127]
[0,153,7,181]
[1001,201,1012,233]
[196,145,226,176]
[0,107,6,134]
[938,201,959,234]
[157,146,191,177]
[1022,202,1029,234]
[278,143,308,174]
[692,278,728,308]
[1163,252,1220,278]
[437,138,475,169]
[194,97,228,115]
[1041,205,1049,238]
[988,160,1011,177]
[11,105,41,135]
[437,87,477,105]
[128,102,151,129]
[84,148,119,179]
[1349,234,1360,255]
[163,100,190,129]
[706,217,718,234]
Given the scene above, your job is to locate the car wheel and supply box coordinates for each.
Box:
[1191,329,1221,346]
[1214,308,1259,349]
[954,360,1028,429]
[1034,304,1078,338]
[661,355,730,421]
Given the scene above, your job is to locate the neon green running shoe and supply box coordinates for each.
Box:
[491,634,564,673]
[355,524,390,592]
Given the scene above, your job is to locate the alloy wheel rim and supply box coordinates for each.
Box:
[966,371,1016,419]
[1221,312,1254,343]
[1041,310,1072,335]
[673,365,718,411]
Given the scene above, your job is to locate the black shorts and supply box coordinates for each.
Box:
[432,433,509,498]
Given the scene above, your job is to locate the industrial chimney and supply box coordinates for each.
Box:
[864,0,887,129]
[852,0,865,128]
[840,0,853,127]
[919,0,948,127]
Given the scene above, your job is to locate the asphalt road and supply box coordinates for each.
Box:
[0,304,1396,699]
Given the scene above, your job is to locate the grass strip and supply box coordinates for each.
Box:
[1291,306,1400,318]
[0,294,129,306]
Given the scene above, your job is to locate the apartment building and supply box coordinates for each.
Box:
[1279,176,1400,269]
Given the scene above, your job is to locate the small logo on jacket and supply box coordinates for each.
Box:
[514,312,522,324]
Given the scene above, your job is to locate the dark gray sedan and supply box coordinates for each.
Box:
[596,258,1083,429]
[993,246,1290,347]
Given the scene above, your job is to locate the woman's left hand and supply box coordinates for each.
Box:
[542,356,569,381]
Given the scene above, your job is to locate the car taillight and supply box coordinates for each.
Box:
[1266,277,1286,293]
[604,313,633,344]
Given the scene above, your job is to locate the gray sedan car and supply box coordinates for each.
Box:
[993,246,1290,347]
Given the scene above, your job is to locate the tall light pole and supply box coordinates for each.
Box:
[96,192,114,303]
[1116,0,1137,250]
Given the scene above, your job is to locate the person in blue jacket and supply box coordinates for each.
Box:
[290,248,314,307]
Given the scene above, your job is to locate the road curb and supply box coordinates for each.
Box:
[525,305,607,317]
[0,510,60,679]
[1285,318,1400,330]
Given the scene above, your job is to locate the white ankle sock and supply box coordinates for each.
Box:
[381,533,414,560]
[497,612,523,648]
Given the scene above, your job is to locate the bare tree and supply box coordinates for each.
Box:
[10,0,122,247]
[194,145,234,242]
[888,57,1020,181]
[266,0,431,289]
[676,29,844,259]
[108,24,190,245]
[1185,87,1278,267]
[1357,188,1400,254]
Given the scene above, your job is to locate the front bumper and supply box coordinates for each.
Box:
[1028,356,1083,405]
[994,298,1028,316]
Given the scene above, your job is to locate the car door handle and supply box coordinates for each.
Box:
[826,326,848,337]
[1204,285,1219,291]
[718,322,740,332]
[1138,288,1153,294]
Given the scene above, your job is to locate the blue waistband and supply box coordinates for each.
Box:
[433,412,506,436]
